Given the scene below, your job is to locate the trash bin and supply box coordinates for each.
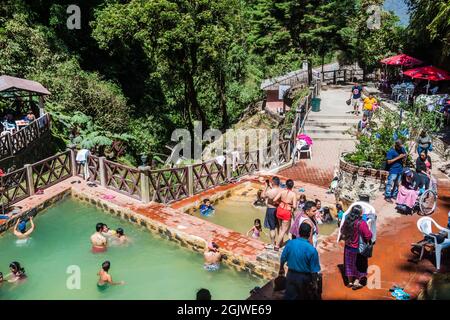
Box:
[311,98,321,112]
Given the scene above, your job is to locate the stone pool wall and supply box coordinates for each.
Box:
[335,156,388,206]
[71,187,279,280]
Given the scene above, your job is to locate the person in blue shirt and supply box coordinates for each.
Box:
[199,199,214,216]
[349,82,363,116]
[279,222,321,300]
[384,140,407,202]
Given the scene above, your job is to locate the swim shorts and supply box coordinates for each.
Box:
[264,207,278,230]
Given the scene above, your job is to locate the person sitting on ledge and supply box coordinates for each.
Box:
[200,199,215,217]
[203,241,222,271]
[91,222,108,253]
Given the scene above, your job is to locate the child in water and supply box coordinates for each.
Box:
[200,199,215,217]
[246,219,267,239]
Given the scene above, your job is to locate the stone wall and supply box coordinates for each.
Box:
[71,188,278,280]
[335,156,388,206]
[0,189,71,234]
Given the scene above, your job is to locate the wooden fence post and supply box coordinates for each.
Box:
[225,153,232,180]
[139,166,151,203]
[99,156,107,187]
[6,133,13,157]
[24,164,34,196]
[187,165,194,196]
[68,145,77,176]
[333,70,337,84]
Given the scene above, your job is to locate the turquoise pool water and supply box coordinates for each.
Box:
[0,198,263,300]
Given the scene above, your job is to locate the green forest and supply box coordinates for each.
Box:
[0,0,448,166]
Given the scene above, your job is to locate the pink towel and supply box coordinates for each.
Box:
[396,186,418,208]
[102,195,115,200]
[296,134,313,145]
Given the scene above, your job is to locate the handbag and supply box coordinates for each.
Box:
[346,99,351,106]
[358,221,374,258]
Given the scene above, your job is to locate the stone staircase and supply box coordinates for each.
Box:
[303,114,359,140]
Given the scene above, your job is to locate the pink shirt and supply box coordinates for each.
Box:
[345,220,372,249]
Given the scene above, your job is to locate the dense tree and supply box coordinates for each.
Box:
[406,0,450,67]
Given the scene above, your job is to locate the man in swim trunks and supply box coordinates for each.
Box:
[97,261,125,289]
[262,176,282,249]
[91,223,108,253]
[203,241,222,271]
[13,217,35,240]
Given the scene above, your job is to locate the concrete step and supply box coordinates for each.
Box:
[307,114,357,120]
[305,119,359,126]
[308,132,355,140]
[305,126,354,134]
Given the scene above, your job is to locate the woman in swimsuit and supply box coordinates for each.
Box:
[97,261,125,289]
[5,261,27,283]
[273,179,297,251]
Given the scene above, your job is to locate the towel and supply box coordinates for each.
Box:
[231,151,240,172]
[76,149,90,180]
[76,149,90,162]
[215,155,226,167]
[296,133,313,145]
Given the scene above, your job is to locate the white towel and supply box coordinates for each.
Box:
[76,149,90,162]
[215,155,226,167]
[231,151,240,172]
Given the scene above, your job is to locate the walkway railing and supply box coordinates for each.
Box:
[321,68,375,84]
[0,113,51,161]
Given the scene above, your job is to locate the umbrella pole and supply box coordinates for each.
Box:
[426,79,429,95]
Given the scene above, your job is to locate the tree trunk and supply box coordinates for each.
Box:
[186,72,207,129]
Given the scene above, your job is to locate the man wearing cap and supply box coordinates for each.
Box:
[385,140,407,202]
[13,217,35,239]
[279,223,321,300]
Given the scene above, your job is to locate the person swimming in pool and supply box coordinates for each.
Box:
[97,261,125,289]
[111,228,128,245]
[13,217,35,240]
[203,241,222,271]
[101,224,116,239]
[4,261,27,283]
[91,223,108,253]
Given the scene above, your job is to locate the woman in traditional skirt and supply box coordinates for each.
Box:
[340,205,372,290]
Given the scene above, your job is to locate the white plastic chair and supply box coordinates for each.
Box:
[416,217,450,270]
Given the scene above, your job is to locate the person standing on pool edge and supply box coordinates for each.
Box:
[97,261,125,289]
[262,176,281,250]
[91,222,108,253]
[273,179,297,251]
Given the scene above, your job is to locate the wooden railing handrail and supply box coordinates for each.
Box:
[31,149,70,167]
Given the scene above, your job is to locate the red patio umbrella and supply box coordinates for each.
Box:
[380,54,423,67]
[403,65,450,94]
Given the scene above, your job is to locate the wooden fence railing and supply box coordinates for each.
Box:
[104,160,141,200]
[321,69,376,84]
[0,113,51,161]
[0,151,71,208]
